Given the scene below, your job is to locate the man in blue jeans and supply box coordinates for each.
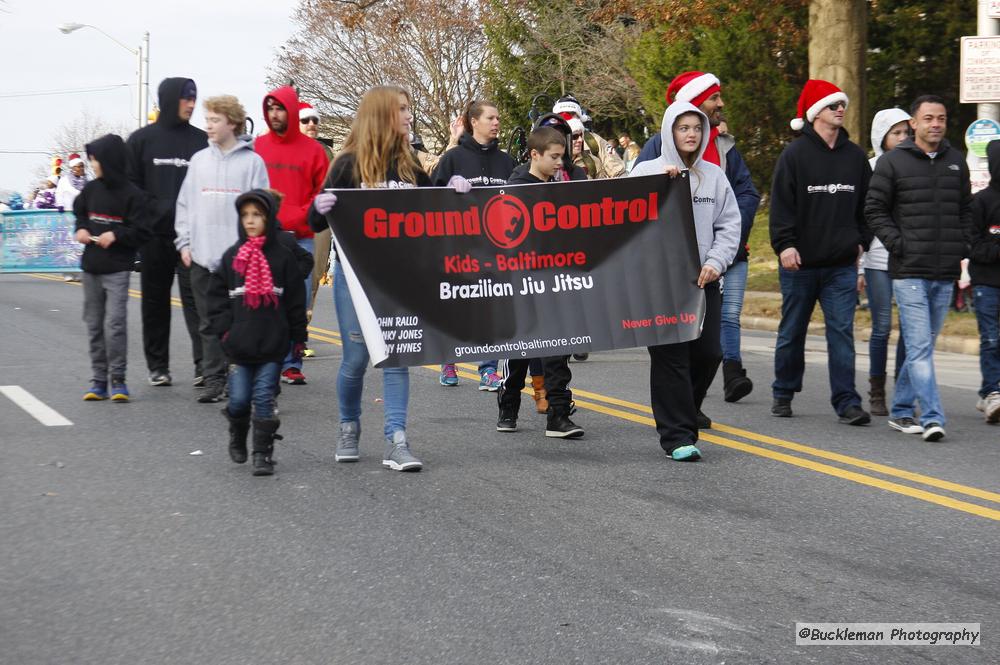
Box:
[769,79,872,425]
[867,95,972,441]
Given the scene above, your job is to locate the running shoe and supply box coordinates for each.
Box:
[888,417,924,434]
[977,391,1000,423]
[439,364,459,387]
[281,368,307,385]
[148,371,172,387]
[192,375,206,387]
[838,404,871,426]
[110,379,130,402]
[771,398,792,418]
[197,376,226,403]
[479,369,503,392]
[497,407,518,432]
[922,423,945,442]
[670,445,702,461]
[83,381,108,401]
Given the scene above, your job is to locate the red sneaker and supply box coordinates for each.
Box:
[281,368,307,385]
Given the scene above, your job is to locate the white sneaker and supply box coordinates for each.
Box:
[981,391,1000,424]
[922,423,946,442]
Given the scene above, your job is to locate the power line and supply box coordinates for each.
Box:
[0,84,130,99]
[0,150,56,155]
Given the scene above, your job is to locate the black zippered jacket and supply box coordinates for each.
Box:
[206,190,307,365]
[769,124,872,268]
[865,137,972,280]
[126,77,208,239]
[73,134,152,274]
[966,139,1000,287]
[431,134,516,187]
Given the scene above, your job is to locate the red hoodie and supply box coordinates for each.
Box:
[254,86,329,239]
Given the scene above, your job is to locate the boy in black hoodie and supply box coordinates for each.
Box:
[207,190,307,476]
[965,139,1000,423]
[496,126,584,439]
[74,134,152,402]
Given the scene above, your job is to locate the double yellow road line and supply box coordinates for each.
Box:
[32,273,1000,521]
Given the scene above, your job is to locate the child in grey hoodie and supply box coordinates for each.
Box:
[175,95,269,402]
[630,101,741,461]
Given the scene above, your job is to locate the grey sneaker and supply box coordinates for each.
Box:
[382,430,423,472]
[336,421,360,462]
[979,391,1000,423]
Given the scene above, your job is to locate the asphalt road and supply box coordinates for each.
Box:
[1,273,997,665]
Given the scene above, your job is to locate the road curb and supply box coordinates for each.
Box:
[741,317,980,356]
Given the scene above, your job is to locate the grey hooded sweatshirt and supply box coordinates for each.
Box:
[862,108,911,272]
[630,101,741,275]
[174,139,269,272]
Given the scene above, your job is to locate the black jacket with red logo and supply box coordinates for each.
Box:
[968,139,1000,287]
[73,134,152,274]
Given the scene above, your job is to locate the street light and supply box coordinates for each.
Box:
[57,23,150,129]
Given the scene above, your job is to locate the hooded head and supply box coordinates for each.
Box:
[85,134,129,187]
[658,101,710,170]
[234,189,280,244]
[987,140,1000,186]
[262,86,303,143]
[156,77,197,127]
[869,108,912,158]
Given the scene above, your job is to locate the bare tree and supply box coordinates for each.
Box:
[269,0,486,150]
[48,110,130,159]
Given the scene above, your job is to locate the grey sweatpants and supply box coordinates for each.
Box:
[189,262,228,381]
[82,271,130,382]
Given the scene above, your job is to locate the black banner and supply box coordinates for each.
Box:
[328,174,704,367]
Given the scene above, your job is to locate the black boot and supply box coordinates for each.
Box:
[545,403,584,439]
[722,360,753,403]
[223,408,251,464]
[251,418,282,476]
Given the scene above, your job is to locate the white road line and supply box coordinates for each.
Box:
[0,385,73,427]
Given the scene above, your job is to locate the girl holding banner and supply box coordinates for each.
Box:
[309,85,471,472]
[630,102,741,462]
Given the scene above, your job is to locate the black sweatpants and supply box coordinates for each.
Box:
[498,356,573,413]
[648,282,722,453]
[139,236,202,376]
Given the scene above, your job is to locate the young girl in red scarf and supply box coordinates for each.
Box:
[207,189,308,476]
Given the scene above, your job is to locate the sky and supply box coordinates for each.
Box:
[0,0,300,194]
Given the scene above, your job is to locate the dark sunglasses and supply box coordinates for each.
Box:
[571,132,583,139]
[300,117,319,125]
[826,101,846,111]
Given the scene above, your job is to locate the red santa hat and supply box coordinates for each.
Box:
[298,103,320,121]
[666,71,721,107]
[68,153,85,167]
[790,79,849,131]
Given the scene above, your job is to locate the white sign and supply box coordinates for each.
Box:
[961,36,1000,103]
[991,0,1000,19]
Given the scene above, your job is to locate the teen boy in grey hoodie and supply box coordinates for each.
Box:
[630,101,741,461]
[175,95,269,402]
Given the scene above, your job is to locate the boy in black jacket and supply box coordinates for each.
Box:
[207,189,307,476]
[74,134,151,402]
[496,126,584,439]
[966,139,1000,423]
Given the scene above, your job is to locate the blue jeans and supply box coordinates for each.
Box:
[282,236,315,372]
[892,279,953,426]
[227,362,280,419]
[772,264,861,414]
[334,262,409,440]
[864,269,907,379]
[720,260,748,362]
[974,284,1000,398]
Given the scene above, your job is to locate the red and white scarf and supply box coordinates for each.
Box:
[232,236,277,309]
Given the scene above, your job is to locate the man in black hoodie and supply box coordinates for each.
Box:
[866,95,972,442]
[127,77,208,387]
[769,79,872,425]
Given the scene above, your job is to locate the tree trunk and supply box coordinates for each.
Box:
[809,0,867,142]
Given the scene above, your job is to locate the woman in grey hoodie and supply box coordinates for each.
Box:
[630,102,741,461]
[860,108,910,415]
